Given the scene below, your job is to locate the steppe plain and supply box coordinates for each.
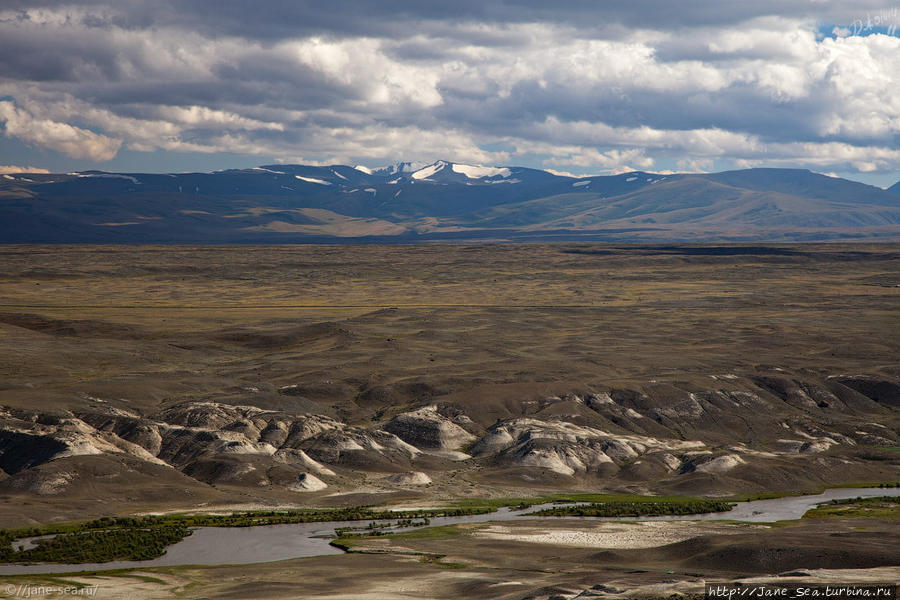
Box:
[0,243,898,598]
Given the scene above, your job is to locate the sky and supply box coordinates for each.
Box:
[0,1,899,187]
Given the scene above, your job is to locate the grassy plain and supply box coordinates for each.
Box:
[0,243,898,598]
[1,243,896,418]
[0,243,898,523]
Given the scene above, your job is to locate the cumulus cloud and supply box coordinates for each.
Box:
[0,2,897,178]
[0,165,51,174]
[0,101,122,161]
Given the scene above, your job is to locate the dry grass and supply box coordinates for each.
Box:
[0,243,898,523]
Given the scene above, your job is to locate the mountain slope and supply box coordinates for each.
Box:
[705,169,896,205]
[1,163,898,243]
[461,176,900,231]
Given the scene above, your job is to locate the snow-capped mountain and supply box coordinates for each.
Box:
[408,160,515,183]
[372,161,427,178]
[232,160,562,188]
[395,160,564,186]
[355,160,565,186]
[1,162,898,243]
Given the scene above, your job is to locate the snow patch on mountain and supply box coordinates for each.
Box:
[75,172,140,184]
[295,175,331,185]
[410,161,516,182]
[451,163,511,179]
[411,161,447,180]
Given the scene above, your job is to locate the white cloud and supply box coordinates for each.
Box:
[740,141,900,172]
[0,165,51,174]
[0,4,897,178]
[268,124,510,167]
[155,106,284,131]
[676,158,715,173]
[0,101,122,161]
[285,37,443,108]
[544,168,597,178]
[543,147,655,173]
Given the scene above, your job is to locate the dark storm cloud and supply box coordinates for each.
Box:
[0,1,897,175]
[4,0,883,39]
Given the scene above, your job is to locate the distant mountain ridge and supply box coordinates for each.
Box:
[1,161,899,243]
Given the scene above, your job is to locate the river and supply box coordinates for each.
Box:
[1,487,897,575]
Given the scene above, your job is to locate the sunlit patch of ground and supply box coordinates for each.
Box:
[473,520,764,548]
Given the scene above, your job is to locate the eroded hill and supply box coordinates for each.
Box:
[0,244,897,525]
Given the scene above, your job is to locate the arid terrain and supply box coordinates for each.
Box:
[0,243,898,598]
[0,506,897,599]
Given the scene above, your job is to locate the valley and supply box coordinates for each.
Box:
[0,243,897,598]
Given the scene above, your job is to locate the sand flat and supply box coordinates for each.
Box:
[474,520,762,548]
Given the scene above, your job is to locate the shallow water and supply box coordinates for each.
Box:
[1,487,897,575]
[654,487,900,522]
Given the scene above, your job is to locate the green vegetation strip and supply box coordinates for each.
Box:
[0,526,191,564]
[330,524,470,551]
[525,500,735,517]
[804,496,900,520]
[449,482,900,508]
[334,517,432,537]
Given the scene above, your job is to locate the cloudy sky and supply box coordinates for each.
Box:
[1,1,898,186]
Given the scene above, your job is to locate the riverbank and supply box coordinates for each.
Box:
[1,487,897,576]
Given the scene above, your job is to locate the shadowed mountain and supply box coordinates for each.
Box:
[1,163,899,243]
[705,169,897,205]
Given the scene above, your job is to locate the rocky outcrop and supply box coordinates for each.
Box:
[4,469,76,496]
[833,376,900,408]
[290,473,328,492]
[693,454,746,474]
[298,427,420,465]
[0,429,69,474]
[385,471,432,485]
[0,408,167,473]
[383,405,476,450]
[471,418,704,476]
[273,449,336,476]
[1,372,897,498]
[154,402,270,430]
[772,438,839,454]
[0,402,417,492]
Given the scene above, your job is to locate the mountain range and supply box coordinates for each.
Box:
[2,161,899,243]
